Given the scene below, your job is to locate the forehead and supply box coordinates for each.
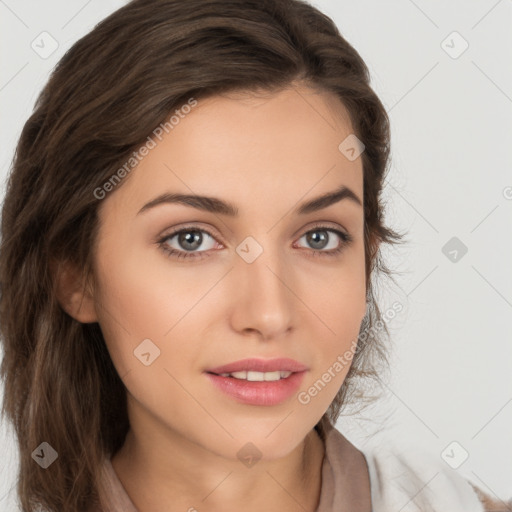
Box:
[191,85,355,143]
[99,85,363,218]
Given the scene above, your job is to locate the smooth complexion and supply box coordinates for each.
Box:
[58,84,371,511]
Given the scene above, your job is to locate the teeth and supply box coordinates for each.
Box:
[219,370,293,381]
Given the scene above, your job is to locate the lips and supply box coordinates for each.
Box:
[205,370,307,406]
[206,357,309,375]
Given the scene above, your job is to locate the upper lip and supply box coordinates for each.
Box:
[206,358,308,374]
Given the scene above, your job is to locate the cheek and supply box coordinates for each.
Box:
[309,243,367,335]
[93,258,204,423]
[299,249,366,406]
[92,243,176,371]
[93,238,219,381]
[298,309,362,417]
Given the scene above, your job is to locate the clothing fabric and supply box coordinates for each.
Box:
[363,445,484,511]
[94,425,486,511]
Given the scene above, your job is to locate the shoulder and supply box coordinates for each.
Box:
[359,444,510,512]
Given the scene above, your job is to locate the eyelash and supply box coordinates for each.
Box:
[156,223,354,261]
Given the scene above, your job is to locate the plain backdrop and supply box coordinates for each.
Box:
[1,0,511,509]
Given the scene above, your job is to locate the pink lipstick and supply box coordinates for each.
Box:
[205,358,308,406]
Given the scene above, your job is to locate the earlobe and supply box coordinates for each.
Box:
[51,259,98,323]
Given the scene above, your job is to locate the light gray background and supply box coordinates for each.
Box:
[1,0,511,509]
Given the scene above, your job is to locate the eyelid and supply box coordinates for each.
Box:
[159,221,348,244]
[293,220,349,239]
[158,223,221,245]
[293,223,352,251]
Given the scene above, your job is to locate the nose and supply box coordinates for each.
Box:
[229,244,295,341]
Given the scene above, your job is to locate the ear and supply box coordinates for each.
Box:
[51,259,98,323]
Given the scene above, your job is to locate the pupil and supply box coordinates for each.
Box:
[308,230,327,249]
[179,231,201,250]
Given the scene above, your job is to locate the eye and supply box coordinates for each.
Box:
[157,223,353,261]
[157,226,219,260]
[294,225,353,258]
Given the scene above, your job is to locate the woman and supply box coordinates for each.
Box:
[0,0,508,510]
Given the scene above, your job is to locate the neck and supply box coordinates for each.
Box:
[110,422,326,512]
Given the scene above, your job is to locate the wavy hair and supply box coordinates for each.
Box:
[0,0,404,510]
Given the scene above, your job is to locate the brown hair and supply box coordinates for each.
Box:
[0,0,404,510]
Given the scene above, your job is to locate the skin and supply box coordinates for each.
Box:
[58,84,372,511]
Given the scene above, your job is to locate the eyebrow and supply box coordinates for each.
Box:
[136,184,363,217]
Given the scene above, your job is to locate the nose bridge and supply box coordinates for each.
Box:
[231,234,294,337]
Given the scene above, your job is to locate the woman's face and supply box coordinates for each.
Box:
[91,85,366,460]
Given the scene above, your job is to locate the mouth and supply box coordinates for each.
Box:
[206,370,294,381]
[204,369,307,406]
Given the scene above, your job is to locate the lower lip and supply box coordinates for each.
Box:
[205,371,307,406]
